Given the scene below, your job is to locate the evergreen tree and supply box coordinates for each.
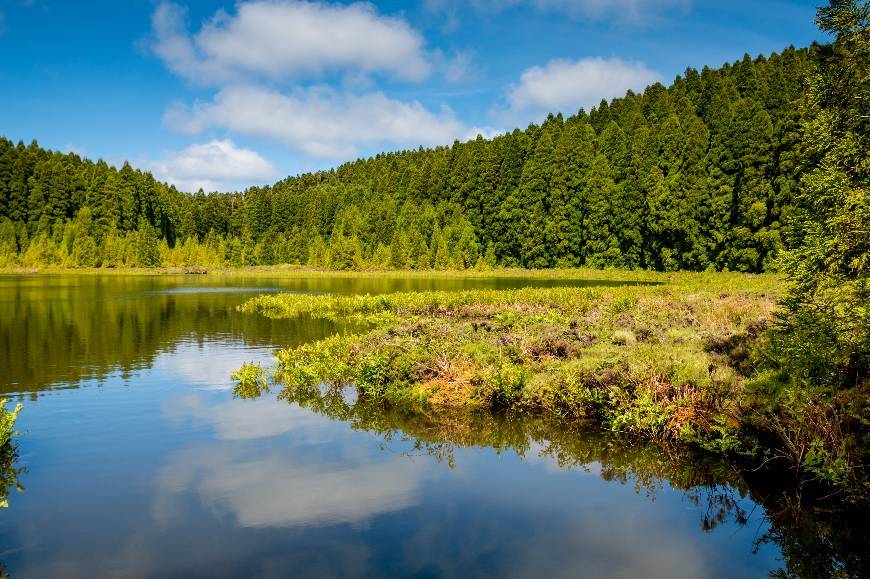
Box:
[135,219,161,267]
[775,0,869,392]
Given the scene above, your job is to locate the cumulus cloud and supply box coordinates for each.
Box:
[151,1,430,85]
[502,56,661,120]
[146,139,276,192]
[149,2,500,164]
[165,85,489,159]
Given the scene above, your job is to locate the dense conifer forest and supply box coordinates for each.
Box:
[1,46,815,271]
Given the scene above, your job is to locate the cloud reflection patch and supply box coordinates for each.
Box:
[155,444,422,529]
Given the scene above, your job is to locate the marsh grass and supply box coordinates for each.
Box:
[0,399,20,450]
[230,362,270,399]
[241,273,779,450]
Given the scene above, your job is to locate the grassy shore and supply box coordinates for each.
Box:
[238,272,803,463]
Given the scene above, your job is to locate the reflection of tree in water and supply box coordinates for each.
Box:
[0,439,24,578]
[0,275,623,396]
[0,276,342,395]
[258,380,868,578]
[756,490,868,578]
[0,441,23,509]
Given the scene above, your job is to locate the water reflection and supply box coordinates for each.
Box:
[261,381,869,578]
[155,444,422,529]
[0,274,865,578]
[0,273,616,395]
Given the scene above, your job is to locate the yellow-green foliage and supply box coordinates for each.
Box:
[0,398,22,509]
[0,399,21,449]
[230,362,270,399]
[242,272,782,453]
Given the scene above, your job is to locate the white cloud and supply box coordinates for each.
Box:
[151,1,430,85]
[165,85,481,159]
[146,139,276,192]
[503,57,661,119]
[476,0,689,22]
[439,50,475,84]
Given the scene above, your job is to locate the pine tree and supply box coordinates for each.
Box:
[135,219,161,267]
[775,0,869,391]
[549,122,593,266]
[516,127,556,267]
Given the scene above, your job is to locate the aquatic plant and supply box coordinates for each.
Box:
[0,398,23,509]
[230,362,270,399]
[0,399,21,449]
[242,278,772,445]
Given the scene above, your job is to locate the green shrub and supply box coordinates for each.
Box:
[231,362,269,399]
[0,399,21,449]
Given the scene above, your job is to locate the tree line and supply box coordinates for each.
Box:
[1,45,814,271]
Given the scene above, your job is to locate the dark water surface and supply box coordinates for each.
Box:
[0,274,858,578]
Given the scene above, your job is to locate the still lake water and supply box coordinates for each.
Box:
[0,274,858,578]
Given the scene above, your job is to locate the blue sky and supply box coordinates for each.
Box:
[0,0,824,192]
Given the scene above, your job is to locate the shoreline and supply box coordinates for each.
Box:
[0,264,777,284]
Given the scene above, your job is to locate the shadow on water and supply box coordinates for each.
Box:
[254,378,868,579]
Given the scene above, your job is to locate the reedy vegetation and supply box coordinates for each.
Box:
[240,277,782,458]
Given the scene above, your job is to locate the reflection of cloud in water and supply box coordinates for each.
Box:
[155,445,422,529]
[502,513,712,579]
[157,390,423,529]
[152,341,274,390]
[163,393,329,441]
[397,470,713,579]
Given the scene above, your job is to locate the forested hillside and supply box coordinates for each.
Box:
[0,46,814,271]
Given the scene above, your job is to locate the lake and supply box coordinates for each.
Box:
[0,274,860,578]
